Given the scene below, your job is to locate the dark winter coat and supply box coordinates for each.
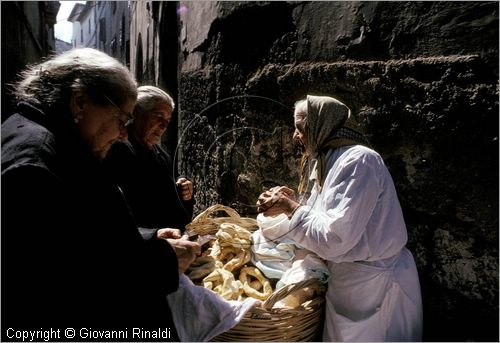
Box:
[104,137,194,235]
[1,102,180,337]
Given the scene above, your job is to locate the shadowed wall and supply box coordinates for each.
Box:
[176,2,498,340]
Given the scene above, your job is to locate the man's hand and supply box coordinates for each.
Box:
[176,177,193,201]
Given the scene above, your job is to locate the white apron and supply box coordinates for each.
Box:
[286,146,423,341]
[324,248,422,341]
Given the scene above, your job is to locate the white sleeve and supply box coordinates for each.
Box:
[286,151,382,262]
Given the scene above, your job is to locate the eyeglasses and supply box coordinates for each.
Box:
[103,94,134,128]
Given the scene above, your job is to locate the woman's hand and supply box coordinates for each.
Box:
[166,235,201,274]
[176,177,193,201]
[256,186,300,218]
[157,228,200,274]
[270,186,297,201]
[157,227,182,240]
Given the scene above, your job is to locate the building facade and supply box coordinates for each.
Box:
[129,1,180,151]
[55,37,73,53]
[69,1,129,66]
[1,1,60,117]
[68,2,95,48]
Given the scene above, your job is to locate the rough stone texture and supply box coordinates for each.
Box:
[178,2,498,341]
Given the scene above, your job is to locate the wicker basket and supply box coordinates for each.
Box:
[186,204,259,235]
[213,278,326,342]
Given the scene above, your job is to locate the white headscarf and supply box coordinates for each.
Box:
[299,95,370,193]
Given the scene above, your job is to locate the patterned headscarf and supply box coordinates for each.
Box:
[297,95,370,194]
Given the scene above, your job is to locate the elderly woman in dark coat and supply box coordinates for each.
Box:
[105,86,194,243]
[1,48,199,337]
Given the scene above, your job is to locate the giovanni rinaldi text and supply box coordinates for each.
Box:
[5,327,172,341]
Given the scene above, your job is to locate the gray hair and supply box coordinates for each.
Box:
[14,48,137,112]
[294,99,308,133]
[294,99,308,118]
[134,85,175,116]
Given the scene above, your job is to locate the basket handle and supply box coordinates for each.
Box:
[261,278,325,311]
[207,204,241,218]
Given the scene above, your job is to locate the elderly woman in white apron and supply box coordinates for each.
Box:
[257,95,423,341]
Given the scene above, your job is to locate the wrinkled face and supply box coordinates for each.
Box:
[72,91,135,160]
[293,113,310,155]
[134,102,172,149]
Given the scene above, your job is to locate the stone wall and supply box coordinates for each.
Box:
[177,2,499,340]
